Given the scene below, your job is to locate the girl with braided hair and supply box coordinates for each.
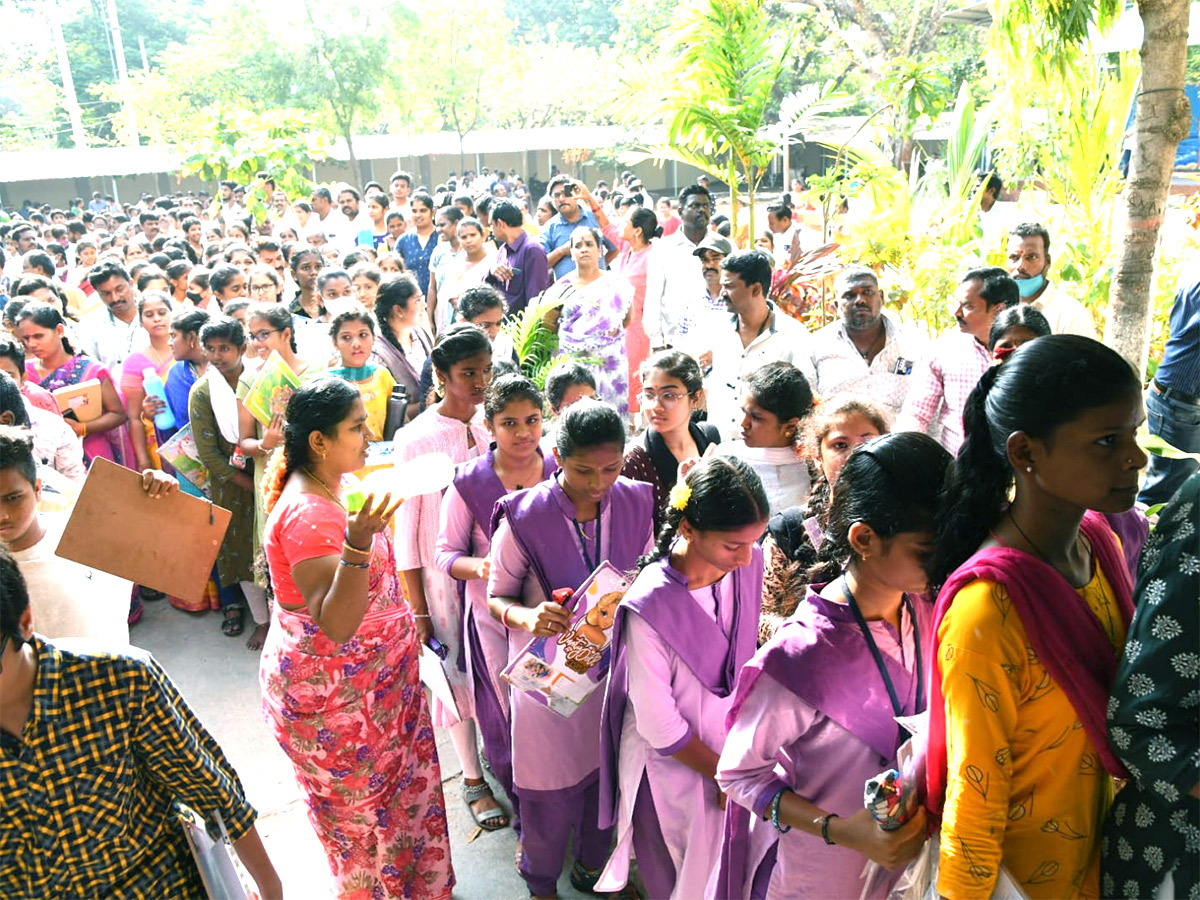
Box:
[714,432,949,899]
[598,455,768,899]
[258,377,454,899]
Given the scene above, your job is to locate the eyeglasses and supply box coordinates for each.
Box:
[639,389,689,408]
[248,283,276,294]
[249,329,280,342]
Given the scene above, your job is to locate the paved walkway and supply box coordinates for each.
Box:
[134,597,593,899]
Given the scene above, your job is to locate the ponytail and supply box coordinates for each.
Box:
[927,365,1009,589]
[261,446,290,514]
[809,432,952,586]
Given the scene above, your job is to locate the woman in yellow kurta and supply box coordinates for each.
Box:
[327,306,396,440]
[924,335,1146,900]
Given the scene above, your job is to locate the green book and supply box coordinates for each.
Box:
[241,350,301,428]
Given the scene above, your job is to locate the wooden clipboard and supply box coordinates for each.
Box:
[55,458,231,604]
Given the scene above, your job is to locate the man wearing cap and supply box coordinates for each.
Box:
[643,183,713,350]
[808,266,927,418]
[676,233,734,366]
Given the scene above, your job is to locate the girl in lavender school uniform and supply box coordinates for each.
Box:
[488,399,654,900]
[713,432,950,900]
[394,323,505,832]
[599,455,770,899]
[435,373,557,819]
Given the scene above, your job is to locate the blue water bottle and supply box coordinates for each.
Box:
[142,368,176,431]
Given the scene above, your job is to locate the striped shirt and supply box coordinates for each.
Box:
[895,329,991,455]
[0,636,256,898]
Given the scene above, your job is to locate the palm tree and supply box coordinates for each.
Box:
[615,0,849,238]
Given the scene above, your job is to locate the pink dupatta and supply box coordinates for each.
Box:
[925,510,1134,816]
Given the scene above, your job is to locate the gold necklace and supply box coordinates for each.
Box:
[304,468,344,509]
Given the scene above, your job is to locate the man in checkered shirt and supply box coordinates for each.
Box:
[0,549,282,898]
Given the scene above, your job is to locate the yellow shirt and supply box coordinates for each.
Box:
[936,568,1125,900]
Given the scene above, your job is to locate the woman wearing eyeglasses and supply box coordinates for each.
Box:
[246,264,282,305]
[621,350,720,533]
[236,303,327,591]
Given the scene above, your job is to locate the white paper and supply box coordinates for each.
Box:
[359,451,455,500]
[418,643,460,720]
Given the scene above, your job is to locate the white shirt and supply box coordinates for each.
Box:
[706,303,818,439]
[27,403,85,482]
[642,229,706,349]
[1028,281,1098,339]
[719,442,811,515]
[6,514,131,644]
[809,314,927,419]
[306,208,350,247]
[76,307,146,370]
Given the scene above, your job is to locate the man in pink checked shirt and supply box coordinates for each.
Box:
[895,266,1018,454]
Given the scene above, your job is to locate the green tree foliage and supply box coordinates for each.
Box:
[181,107,327,223]
[58,0,202,145]
[620,0,850,235]
[503,0,619,47]
[0,31,61,151]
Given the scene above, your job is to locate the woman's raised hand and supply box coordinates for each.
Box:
[346,492,402,550]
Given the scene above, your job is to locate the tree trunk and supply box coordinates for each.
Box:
[1105,0,1191,377]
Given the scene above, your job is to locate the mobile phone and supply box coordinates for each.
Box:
[427,637,449,660]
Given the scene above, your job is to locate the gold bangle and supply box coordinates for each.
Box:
[341,543,370,559]
[81,422,88,437]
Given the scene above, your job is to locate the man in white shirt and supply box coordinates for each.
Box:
[1007,222,1098,338]
[337,185,375,253]
[307,186,349,248]
[766,201,799,266]
[809,265,926,419]
[642,184,712,350]
[389,170,413,221]
[706,249,817,438]
[895,266,1018,454]
[81,259,146,369]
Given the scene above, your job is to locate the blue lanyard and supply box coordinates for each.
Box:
[840,576,922,751]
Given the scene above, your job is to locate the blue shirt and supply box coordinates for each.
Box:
[538,208,616,279]
[1156,266,1200,395]
[398,231,439,295]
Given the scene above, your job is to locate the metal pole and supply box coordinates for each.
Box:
[105,0,140,145]
[48,4,87,148]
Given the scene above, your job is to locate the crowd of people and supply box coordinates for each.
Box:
[0,166,1197,900]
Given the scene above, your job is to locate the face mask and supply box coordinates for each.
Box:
[1016,274,1045,298]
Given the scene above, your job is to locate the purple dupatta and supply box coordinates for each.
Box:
[599,548,763,830]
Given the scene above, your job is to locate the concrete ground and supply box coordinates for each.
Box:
[134,597,594,900]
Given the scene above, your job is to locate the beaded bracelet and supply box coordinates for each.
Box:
[769,789,791,833]
[338,558,369,569]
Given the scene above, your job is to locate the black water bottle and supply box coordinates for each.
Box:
[382,384,409,441]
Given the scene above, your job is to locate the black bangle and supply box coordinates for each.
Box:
[821,812,839,845]
[343,529,370,553]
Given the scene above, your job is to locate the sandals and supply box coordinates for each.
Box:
[463,779,509,831]
[570,860,640,899]
[221,605,245,637]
